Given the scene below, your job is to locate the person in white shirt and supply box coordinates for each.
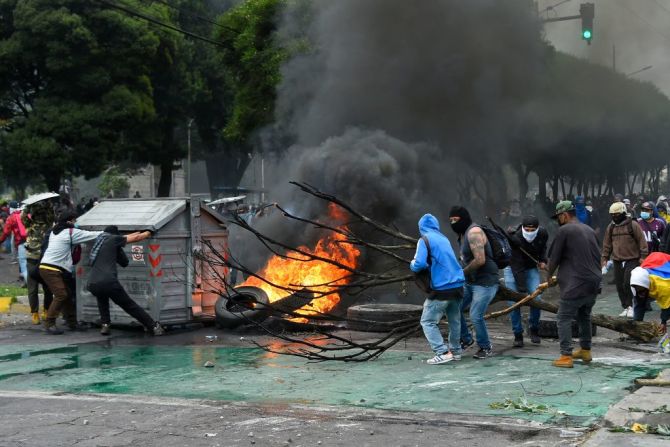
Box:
[39,211,101,334]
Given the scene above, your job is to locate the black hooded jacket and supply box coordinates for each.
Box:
[507,225,549,274]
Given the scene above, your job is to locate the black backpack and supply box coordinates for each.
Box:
[481,225,512,269]
[414,236,432,293]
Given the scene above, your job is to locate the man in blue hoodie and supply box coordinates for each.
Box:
[410,214,466,364]
[574,196,592,227]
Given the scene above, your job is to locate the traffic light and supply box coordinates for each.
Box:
[580,3,594,43]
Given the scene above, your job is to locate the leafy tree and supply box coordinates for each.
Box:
[512,49,670,201]
[215,0,288,144]
[98,166,130,198]
[0,0,159,191]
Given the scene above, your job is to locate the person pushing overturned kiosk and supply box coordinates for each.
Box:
[87,226,164,336]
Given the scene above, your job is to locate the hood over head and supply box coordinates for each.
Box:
[418,213,440,235]
[522,215,539,228]
[629,267,650,291]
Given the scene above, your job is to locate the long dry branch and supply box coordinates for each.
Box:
[290,182,417,243]
[276,204,414,264]
[204,182,661,363]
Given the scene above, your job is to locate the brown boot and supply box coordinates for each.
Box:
[31,313,40,325]
[552,355,573,368]
[572,349,592,363]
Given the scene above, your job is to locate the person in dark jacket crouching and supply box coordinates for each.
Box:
[504,215,549,347]
[410,214,466,365]
[88,226,164,336]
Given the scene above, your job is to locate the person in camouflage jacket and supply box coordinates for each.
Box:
[22,201,55,323]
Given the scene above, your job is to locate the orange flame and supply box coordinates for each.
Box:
[241,204,360,318]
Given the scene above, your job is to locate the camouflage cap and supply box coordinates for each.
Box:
[551,200,575,219]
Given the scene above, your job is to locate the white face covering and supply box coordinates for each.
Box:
[522,228,539,242]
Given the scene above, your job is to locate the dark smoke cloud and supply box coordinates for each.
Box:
[277,0,544,153]
[236,1,548,267]
[269,1,544,215]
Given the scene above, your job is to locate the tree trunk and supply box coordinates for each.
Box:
[157,160,174,197]
[560,176,566,199]
[538,170,547,201]
[551,175,559,203]
[44,174,61,194]
[513,162,529,203]
[568,177,575,198]
[494,286,659,342]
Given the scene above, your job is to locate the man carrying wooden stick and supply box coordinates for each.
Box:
[547,201,602,368]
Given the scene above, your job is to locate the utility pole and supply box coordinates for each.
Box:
[187,118,194,196]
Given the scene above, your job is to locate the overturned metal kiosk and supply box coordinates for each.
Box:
[75,198,229,327]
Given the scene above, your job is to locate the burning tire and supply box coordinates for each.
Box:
[346,304,422,332]
[215,286,270,329]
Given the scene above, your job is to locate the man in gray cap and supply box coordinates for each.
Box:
[547,201,602,368]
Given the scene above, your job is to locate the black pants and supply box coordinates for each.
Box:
[27,259,53,313]
[634,298,670,324]
[89,281,155,329]
[613,259,638,308]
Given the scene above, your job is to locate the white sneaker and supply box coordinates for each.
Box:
[427,352,458,365]
[625,306,634,318]
[619,308,629,317]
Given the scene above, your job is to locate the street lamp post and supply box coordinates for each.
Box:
[187,118,194,196]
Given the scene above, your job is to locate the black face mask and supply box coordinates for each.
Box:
[449,206,473,235]
[611,213,626,224]
[450,216,472,235]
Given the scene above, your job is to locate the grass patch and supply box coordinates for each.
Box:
[0,284,26,300]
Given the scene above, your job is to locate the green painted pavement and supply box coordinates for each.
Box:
[1,344,668,426]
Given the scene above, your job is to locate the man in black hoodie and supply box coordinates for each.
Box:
[88,226,164,336]
[504,215,548,347]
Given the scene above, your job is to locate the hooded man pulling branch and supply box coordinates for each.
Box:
[410,214,465,364]
[449,206,499,359]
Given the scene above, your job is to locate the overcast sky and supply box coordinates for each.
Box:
[538,0,670,95]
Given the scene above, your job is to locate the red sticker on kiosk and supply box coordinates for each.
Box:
[131,245,144,262]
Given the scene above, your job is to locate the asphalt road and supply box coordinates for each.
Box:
[0,253,668,446]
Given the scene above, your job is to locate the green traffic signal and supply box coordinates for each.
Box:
[582,29,592,39]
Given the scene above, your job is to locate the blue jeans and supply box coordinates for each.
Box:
[504,267,542,335]
[460,283,498,350]
[17,243,27,283]
[420,298,463,356]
